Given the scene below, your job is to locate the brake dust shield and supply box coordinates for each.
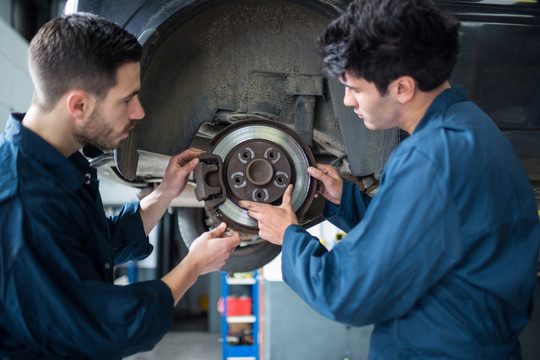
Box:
[193,119,317,234]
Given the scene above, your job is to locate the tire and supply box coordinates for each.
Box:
[177,207,281,273]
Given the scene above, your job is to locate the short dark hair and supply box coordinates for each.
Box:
[28,13,142,111]
[318,0,460,95]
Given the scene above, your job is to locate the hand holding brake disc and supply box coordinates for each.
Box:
[140,148,204,236]
[307,164,343,205]
[159,148,205,200]
[187,222,241,275]
[239,185,298,245]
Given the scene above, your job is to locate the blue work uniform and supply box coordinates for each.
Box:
[281,87,540,359]
[0,113,174,359]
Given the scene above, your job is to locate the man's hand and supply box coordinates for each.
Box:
[239,185,298,245]
[162,222,240,305]
[139,148,204,236]
[307,164,343,205]
[158,148,205,200]
[187,222,241,275]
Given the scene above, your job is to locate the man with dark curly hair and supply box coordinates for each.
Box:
[241,0,540,358]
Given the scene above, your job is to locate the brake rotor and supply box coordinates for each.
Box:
[195,119,317,233]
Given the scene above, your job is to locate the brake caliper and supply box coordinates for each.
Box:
[193,153,227,214]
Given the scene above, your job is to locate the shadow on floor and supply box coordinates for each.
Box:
[125,313,222,360]
[171,312,210,332]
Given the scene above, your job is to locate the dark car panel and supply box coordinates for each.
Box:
[74,0,540,271]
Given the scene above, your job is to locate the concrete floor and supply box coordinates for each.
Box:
[125,331,221,360]
[124,312,223,360]
[122,276,540,360]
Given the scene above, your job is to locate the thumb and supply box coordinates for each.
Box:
[208,222,227,237]
[307,166,323,180]
[281,184,294,208]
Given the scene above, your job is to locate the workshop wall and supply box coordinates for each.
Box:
[264,277,372,359]
[0,17,33,130]
[262,222,373,359]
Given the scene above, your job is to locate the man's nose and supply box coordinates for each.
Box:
[131,96,145,120]
[343,87,357,107]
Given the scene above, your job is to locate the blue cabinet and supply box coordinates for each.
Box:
[221,271,259,360]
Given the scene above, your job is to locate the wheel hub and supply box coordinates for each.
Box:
[194,119,317,233]
[226,139,292,204]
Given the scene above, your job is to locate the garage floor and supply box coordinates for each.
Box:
[125,331,221,360]
[123,276,540,360]
[125,314,222,360]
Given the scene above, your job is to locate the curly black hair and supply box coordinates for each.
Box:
[318,0,460,95]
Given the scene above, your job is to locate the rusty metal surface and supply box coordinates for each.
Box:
[194,119,317,233]
[225,140,292,204]
[126,0,395,181]
[79,0,397,184]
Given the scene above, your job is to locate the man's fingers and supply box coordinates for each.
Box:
[230,231,241,247]
[308,166,326,181]
[238,200,265,221]
[238,200,263,212]
[223,230,241,248]
[241,185,294,209]
[281,184,294,208]
[238,200,250,209]
[182,147,204,156]
[181,157,199,171]
[246,209,263,221]
[207,222,227,237]
[175,148,205,166]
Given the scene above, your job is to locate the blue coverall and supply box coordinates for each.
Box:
[281,87,540,359]
[0,113,174,359]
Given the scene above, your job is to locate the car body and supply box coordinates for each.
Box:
[70,0,540,271]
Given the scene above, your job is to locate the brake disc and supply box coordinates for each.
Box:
[194,119,317,233]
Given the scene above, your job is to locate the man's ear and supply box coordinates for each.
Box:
[65,90,95,122]
[390,76,416,104]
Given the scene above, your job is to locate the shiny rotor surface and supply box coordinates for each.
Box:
[212,124,313,228]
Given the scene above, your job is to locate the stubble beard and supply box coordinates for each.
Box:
[75,107,134,151]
